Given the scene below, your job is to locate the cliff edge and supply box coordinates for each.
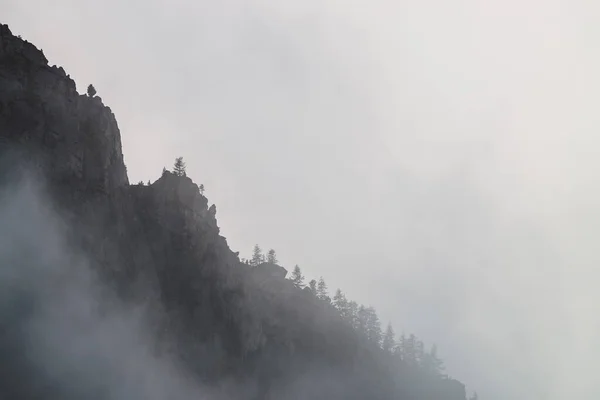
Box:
[0,23,469,400]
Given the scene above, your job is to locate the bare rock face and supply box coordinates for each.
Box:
[253,262,288,280]
[0,23,128,194]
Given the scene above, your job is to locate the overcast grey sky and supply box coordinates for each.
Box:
[4,0,600,398]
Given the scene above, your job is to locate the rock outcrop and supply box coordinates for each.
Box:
[0,23,468,400]
[0,24,127,195]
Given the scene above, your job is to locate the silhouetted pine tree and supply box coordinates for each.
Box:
[317,277,330,303]
[308,279,317,295]
[87,84,96,97]
[365,306,382,345]
[404,334,418,367]
[250,244,264,266]
[382,323,395,352]
[266,249,278,264]
[395,333,406,360]
[333,289,349,318]
[290,265,305,288]
[357,305,368,335]
[421,344,445,377]
[347,300,359,329]
[173,157,186,176]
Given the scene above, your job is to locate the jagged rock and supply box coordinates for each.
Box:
[253,262,288,280]
[0,23,127,195]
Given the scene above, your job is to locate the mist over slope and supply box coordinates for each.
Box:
[0,175,218,400]
[0,23,471,399]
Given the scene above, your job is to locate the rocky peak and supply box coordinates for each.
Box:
[0,23,128,194]
[154,171,208,210]
[0,24,48,68]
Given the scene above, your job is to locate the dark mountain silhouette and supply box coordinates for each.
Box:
[0,23,472,399]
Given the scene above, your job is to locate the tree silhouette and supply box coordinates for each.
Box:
[290,265,305,288]
[382,323,395,352]
[364,307,382,345]
[333,289,349,319]
[308,279,317,295]
[357,305,368,335]
[173,157,186,176]
[404,334,418,367]
[347,300,359,328]
[266,249,278,264]
[316,277,330,302]
[250,244,264,266]
[199,184,205,195]
[422,344,445,377]
[396,333,406,358]
[87,84,96,97]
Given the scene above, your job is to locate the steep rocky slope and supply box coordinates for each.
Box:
[0,23,469,400]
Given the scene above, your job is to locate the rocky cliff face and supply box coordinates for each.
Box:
[0,24,127,195]
[0,23,468,400]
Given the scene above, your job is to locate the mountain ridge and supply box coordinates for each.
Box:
[0,23,471,400]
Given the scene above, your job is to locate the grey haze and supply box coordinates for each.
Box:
[4,1,600,398]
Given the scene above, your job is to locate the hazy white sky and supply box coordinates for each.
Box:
[4,0,600,398]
